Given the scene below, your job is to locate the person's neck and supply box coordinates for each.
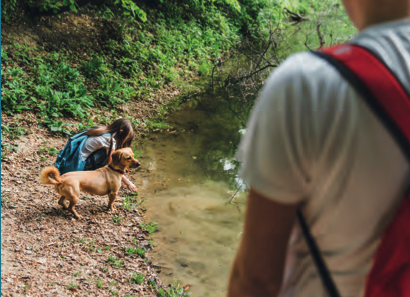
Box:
[358,2,410,31]
[361,16,410,31]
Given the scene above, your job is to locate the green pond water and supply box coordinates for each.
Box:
[135,87,250,296]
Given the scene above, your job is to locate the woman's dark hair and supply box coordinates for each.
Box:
[83,118,134,161]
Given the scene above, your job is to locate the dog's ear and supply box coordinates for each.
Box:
[112,150,123,165]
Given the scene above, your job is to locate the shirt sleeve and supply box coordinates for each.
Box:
[236,52,356,204]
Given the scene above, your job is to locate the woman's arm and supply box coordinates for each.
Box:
[122,175,138,192]
[227,188,298,297]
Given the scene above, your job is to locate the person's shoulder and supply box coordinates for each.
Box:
[86,134,111,144]
[265,51,339,88]
[256,51,345,110]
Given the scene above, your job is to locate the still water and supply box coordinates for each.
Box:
[135,89,251,296]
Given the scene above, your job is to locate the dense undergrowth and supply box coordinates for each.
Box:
[1,0,353,137]
[0,2,244,133]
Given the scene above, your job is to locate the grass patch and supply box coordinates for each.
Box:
[129,273,144,284]
[112,216,123,224]
[125,246,146,257]
[140,221,158,234]
[37,146,59,156]
[108,255,124,268]
[95,278,104,289]
[67,283,78,290]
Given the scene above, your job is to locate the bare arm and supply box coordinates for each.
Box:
[122,175,137,192]
[227,188,298,297]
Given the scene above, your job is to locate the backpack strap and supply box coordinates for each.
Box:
[316,44,410,160]
[301,43,410,296]
[296,210,341,296]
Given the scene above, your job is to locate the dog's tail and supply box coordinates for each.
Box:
[40,167,62,185]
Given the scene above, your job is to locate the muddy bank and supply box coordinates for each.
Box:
[0,118,188,296]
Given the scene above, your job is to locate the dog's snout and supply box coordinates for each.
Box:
[131,160,141,168]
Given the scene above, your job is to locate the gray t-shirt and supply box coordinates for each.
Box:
[237,19,410,297]
[80,135,116,161]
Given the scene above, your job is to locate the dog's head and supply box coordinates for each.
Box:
[110,148,141,169]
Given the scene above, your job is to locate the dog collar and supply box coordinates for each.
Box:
[109,165,125,175]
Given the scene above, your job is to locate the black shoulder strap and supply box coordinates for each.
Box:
[296,210,341,297]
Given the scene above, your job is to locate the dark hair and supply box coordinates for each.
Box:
[84,118,134,161]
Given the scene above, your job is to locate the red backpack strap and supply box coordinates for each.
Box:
[310,44,410,297]
[316,44,410,159]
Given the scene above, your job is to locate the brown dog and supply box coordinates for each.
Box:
[40,147,140,219]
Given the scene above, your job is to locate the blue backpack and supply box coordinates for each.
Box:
[55,131,111,175]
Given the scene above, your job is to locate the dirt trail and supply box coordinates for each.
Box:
[0,122,173,296]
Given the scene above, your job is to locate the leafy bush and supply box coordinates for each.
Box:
[82,55,106,79]
[2,79,32,115]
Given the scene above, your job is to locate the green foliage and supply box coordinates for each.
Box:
[1,71,33,115]
[146,120,171,131]
[28,0,66,14]
[95,278,104,289]
[1,123,28,139]
[38,146,59,156]
[1,0,354,142]
[112,216,123,224]
[42,119,73,135]
[129,273,144,284]
[123,194,146,211]
[114,0,146,21]
[125,246,146,257]
[93,76,135,106]
[1,0,247,126]
[67,282,78,290]
[1,0,18,22]
[140,221,158,234]
[82,55,106,79]
[3,0,146,22]
[108,255,124,267]
[160,281,191,297]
